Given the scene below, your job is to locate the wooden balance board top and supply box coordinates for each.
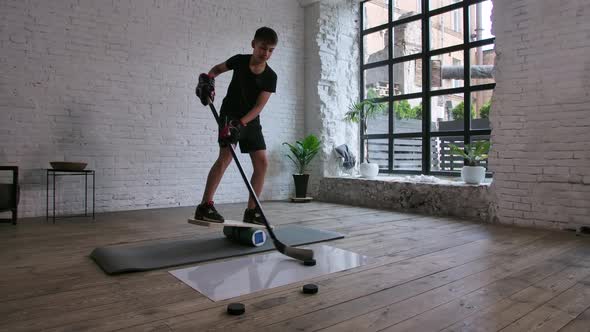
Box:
[187,218,272,229]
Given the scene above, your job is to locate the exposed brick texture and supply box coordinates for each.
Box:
[3,0,589,232]
[0,0,304,217]
[489,0,590,230]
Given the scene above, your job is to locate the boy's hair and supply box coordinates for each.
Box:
[254,27,278,45]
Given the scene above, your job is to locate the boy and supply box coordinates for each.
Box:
[195,27,278,225]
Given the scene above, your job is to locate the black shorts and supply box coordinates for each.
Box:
[218,114,266,153]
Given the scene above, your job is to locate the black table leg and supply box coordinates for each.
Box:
[52,172,55,224]
[85,172,88,217]
[92,171,95,220]
[46,170,49,221]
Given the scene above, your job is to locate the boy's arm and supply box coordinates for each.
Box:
[196,62,230,105]
[208,62,230,78]
[240,91,272,125]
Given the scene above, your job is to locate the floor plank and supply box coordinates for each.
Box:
[98,226,558,331]
[501,278,590,332]
[230,235,581,332]
[558,304,590,332]
[383,249,590,332]
[0,201,588,332]
[438,275,590,332]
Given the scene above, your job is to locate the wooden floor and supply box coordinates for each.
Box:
[1,201,590,332]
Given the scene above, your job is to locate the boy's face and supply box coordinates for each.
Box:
[251,40,276,62]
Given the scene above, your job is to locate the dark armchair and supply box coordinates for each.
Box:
[0,166,19,225]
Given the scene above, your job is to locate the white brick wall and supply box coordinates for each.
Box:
[303,0,359,195]
[490,0,590,230]
[0,0,305,217]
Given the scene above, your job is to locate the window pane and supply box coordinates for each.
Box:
[430,7,463,50]
[431,136,464,171]
[394,98,422,134]
[436,136,490,170]
[364,65,389,98]
[393,0,421,20]
[357,0,495,176]
[431,94,465,131]
[429,0,461,11]
[469,0,494,41]
[392,19,422,58]
[392,60,422,95]
[471,90,492,129]
[393,137,422,171]
[470,135,490,169]
[363,0,388,30]
[431,50,464,90]
[470,45,495,86]
[366,101,390,135]
[363,29,388,65]
[366,139,389,171]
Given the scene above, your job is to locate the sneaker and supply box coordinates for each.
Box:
[243,208,265,225]
[194,201,224,223]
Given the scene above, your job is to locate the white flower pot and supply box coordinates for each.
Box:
[461,166,486,184]
[360,162,379,179]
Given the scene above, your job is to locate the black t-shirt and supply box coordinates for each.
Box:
[220,54,277,124]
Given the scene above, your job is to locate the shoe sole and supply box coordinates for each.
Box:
[195,216,225,223]
[243,220,265,226]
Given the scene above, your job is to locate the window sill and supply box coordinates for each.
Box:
[318,175,494,222]
[325,174,492,187]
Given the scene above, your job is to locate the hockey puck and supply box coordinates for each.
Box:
[302,284,318,294]
[303,259,316,266]
[227,303,245,315]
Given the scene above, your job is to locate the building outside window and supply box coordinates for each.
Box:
[361,0,495,175]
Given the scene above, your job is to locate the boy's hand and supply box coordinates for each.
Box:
[219,120,244,146]
[196,73,215,106]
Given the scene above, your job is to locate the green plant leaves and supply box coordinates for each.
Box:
[344,99,387,123]
[449,140,490,167]
[282,134,321,174]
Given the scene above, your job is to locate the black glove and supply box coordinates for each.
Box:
[196,73,215,106]
[219,119,244,147]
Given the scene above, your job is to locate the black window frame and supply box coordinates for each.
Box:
[360,0,495,176]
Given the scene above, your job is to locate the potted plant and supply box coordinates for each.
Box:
[282,134,321,198]
[344,98,386,178]
[449,141,490,184]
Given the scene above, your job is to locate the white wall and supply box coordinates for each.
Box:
[489,0,590,230]
[303,0,360,195]
[0,0,305,217]
[6,0,588,230]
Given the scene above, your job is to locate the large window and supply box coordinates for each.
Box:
[360,0,495,175]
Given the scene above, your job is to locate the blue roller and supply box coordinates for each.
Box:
[223,226,267,247]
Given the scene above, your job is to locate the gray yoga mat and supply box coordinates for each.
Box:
[90,225,344,275]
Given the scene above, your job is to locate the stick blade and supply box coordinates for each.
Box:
[272,238,314,262]
[283,246,314,262]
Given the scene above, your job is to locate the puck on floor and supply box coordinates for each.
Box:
[303,259,316,266]
[302,283,319,294]
[227,303,245,315]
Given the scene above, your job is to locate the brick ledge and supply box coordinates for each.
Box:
[318,176,494,222]
[324,175,492,187]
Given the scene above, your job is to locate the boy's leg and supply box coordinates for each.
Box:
[195,146,233,222]
[243,149,268,225]
[237,123,267,224]
[247,149,268,209]
[201,146,234,203]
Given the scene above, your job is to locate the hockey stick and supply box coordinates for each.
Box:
[207,100,314,262]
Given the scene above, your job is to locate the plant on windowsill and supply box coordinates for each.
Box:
[344,97,386,179]
[449,140,490,184]
[282,134,321,199]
